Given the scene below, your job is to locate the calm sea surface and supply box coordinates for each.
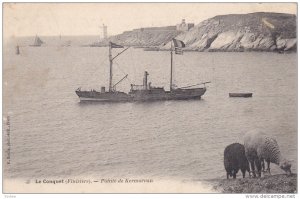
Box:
[3,45,297,181]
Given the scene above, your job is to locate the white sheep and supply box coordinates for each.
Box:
[243,130,291,178]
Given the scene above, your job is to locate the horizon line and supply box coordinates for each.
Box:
[5,11,296,39]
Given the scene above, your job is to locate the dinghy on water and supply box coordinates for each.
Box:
[229,93,253,98]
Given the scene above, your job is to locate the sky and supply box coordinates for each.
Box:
[3,3,297,38]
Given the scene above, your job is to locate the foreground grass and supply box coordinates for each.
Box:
[207,174,297,193]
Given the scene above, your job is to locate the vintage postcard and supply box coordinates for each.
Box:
[2,2,297,194]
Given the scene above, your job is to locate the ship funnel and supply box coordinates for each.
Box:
[143,71,149,90]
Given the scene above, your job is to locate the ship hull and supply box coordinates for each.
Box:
[75,90,132,102]
[229,93,252,98]
[166,88,206,100]
[76,87,206,102]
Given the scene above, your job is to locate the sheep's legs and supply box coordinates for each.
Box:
[250,161,256,178]
[233,171,236,179]
[242,169,246,178]
[255,158,262,177]
[266,160,271,174]
[261,159,265,172]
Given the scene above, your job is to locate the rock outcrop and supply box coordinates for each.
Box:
[163,12,296,52]
[94,26,181,47]
[94,12,296,52]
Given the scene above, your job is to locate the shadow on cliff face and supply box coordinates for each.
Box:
[174,12,297,52]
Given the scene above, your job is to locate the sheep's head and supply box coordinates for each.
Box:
[280,160,292,175]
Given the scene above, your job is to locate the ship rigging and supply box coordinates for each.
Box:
[75,39,209,102]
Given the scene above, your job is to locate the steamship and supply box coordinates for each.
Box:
[75,39,209,102]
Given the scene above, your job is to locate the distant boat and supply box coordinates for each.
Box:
[16,45,20,55]
[61,40,71,47]
[143,46,159,51]
[30,35,44,47]
[58,34,71,47]
[229,93,253,98]
[89,42,107,47]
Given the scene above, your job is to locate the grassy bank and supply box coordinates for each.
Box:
[206,174,297,193]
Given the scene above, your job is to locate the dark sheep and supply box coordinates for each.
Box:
[224,143,250,179]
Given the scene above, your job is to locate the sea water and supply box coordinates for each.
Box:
[3,45,297,187]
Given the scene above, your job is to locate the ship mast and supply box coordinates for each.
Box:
[108,42,130,92]
[109,42,113,92]
[170,40,173,91]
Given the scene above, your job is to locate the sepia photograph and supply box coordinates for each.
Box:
[2,2,298,195]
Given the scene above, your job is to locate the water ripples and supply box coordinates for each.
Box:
[3,47,297,180]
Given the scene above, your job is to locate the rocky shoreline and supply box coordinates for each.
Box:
[96,12,296,53]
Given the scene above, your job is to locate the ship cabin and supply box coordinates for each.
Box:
[129,71,166,96]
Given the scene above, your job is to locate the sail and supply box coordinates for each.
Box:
[172,38,185,55]
[36,37,44,44]
[32,35,44,46]
[172,38,185,48]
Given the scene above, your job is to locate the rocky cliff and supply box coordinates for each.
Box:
[94,26,181,47]
[163,12,296,52]
[94,12,296,52]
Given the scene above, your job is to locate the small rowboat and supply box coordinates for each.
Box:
[229,93,253,98]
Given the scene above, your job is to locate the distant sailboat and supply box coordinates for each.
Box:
[61,40,71,47]
[30,35,44,47]
[59,34,71,47]
[16,45,20,55]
